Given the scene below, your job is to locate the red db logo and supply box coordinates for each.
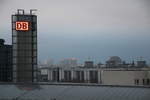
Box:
[16,21,29,31]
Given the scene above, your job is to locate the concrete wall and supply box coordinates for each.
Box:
[45,67,150,86]
[102,71,150,85]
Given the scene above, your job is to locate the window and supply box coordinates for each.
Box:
[143,79,145,85]
[33,44,37,49]
[13,37,17,43]
[33,37,37,43]
[13,58,17,64]
[147,79,150,85]
[12,23,16,29]
[33,51,37,56]
[13,65,17,71]
[13,44,17,50]
[134,79,139,85]
[12,15,17,21]
[33,31,37,36]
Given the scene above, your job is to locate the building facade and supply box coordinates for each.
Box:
[0,39,12,82]
[12,9,37,82]
[39,67,150,86]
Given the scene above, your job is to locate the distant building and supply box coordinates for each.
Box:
[106,56,122,67]
[137,60,147,67]
[12,9,37,82]
[40,66,150,86]
[38,56,150,85]
[43,59,54,66]
[84,61,94,68]
[97,62,104,67]
[59,58,77,67]
[0,39,12,82]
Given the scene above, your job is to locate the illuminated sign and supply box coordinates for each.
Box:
[16,21,29,31]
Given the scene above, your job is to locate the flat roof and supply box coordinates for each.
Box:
[0,83,150,100]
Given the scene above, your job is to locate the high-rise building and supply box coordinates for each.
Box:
[0,39,12,82]
[12,9,37,82]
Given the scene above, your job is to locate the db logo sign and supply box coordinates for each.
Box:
[16,21,29,31]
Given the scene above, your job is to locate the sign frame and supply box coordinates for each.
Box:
[15,21,29,31]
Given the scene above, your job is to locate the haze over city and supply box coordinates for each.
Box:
[0,0,150,63]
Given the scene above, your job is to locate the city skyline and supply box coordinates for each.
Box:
[39,57,148,65]
[0,1,150,99]
[0,0,150,63]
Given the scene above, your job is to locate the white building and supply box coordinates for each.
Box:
[42,67,150,86]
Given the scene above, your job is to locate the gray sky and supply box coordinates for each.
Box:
[0,0,150,63]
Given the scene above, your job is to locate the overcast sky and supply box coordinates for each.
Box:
[0,0,150,63]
